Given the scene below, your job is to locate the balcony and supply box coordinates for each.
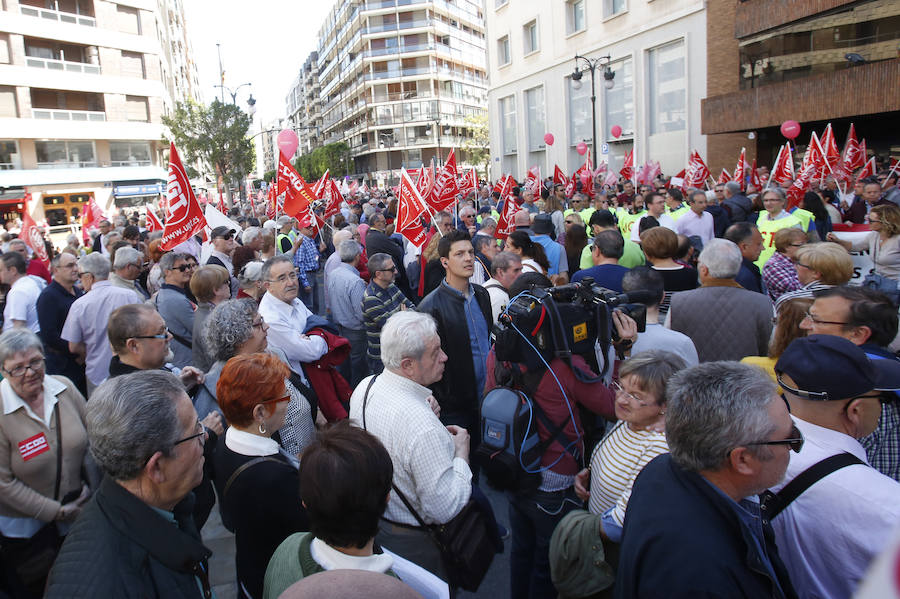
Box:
[32,108,106,122]
[19,5,96,27]
[365,66,432,81]
[25,57,100,75]
[36,160,97,169]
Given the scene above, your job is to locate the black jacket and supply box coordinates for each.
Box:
[366,229,414,300]
[723,193,754,223]
[616,454,797,599]
[417,282,492,418]
[735,258,765,295]
[46,477,212,599]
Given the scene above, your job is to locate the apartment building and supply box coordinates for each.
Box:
[0,0,200,227]
[285,0,489,184]
[702,0,900,174]
[486,0,706,179]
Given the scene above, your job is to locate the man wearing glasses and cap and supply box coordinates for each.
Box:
[770,334,900,599]
[205,226,238,297]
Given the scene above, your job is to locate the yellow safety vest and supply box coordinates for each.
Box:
[667,205,690,222]
[619,210,646,238]
[755,213,802,269]
[790,208,814,233]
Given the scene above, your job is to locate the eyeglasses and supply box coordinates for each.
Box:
[746,423,804,453]
[801,309,848,327]
[170,264,195,272]
[267,269,299,284]
[868,218,882,224]
[793,262,811,270]
[611,381,651,407]
[377,267,398,273]
[262,393,291,405]
[251,317,266,329]
[3,357,45,378]
[131,328,171,340]
[174,420,206,447]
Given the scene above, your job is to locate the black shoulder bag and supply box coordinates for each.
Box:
[361,376,496,592]
[760,452,864,520]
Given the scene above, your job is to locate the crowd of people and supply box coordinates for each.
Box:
[0,160,898,599]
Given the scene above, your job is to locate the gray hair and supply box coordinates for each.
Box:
[0,328,44,367]
[381,311,438,370]
[237,261,264,287]
[618,350,687,405]
[113,246,143,270]
[367,252,394,273]
[490,251,521,277]
[261,255,293,282]
[331,229,352,251]
[698,239,742,279]
[339,239,361,263]
[473,234,495,253]
[7,239,26,251]
[66,233,79,246]
[459,206,476,217]
[724,181,741,195]
[86,371,185,480]
[241,226,262,245]
[158,251,187,273]
[204,298,258,361]
[665,361,777,472]
[78,252,111,280]
[761,187,787,202]
[593,230,625,260]
[480,217,497,230]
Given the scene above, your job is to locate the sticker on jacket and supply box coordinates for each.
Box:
[18,433,49,461]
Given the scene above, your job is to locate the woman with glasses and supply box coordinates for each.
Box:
[211,352,310,599]
[773,241,854,312]
[762,227,807,302]
[154,252,196,369]
[0,329,91,597]
[829,204,900,284]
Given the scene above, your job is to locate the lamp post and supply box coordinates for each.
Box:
[571,54,615,168]
[214,82,252,105]
[379,131,395,186]
[427,118,447,167]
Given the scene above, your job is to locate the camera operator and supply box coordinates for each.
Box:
[484,274,637,599]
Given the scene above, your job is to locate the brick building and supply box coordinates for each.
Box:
[702,0,900,175]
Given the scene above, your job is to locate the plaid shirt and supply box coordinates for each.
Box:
[860,345,900,482]
[762,251,800,303]
[292,234,320,288]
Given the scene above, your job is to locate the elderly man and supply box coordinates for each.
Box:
[362,252,415,374]
[616,362,797,598]
[241,226,264,254]
[472,234,496,286]
[458,205,479,236]
[0,252,41,332]
[62,253,143,394]
[770,335,900,598]
[37,253,85,393]
[154,252,196,369]
[109,246,149,300]
[8,238,51,286]
[326,240,367,387]
[45,371,213,598]
[366,213,413,301]
[667,238,773,362]
[206,226,238,297]
[722,180,753,223]
[482,251,522,324]
[91,219,112,254]
[725,222,766,294]
[350,311,471,579]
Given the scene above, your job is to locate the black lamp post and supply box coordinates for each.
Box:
[571,54,615,168]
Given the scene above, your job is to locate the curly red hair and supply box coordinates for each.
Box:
[217,353,289,427]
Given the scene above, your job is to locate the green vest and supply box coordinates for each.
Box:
[667,204,690,222]
[790,208,814,233]
[755,213,803,269]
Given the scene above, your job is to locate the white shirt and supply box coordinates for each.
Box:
[673,210,715,244]
[769,417,900,599]
[630,213,676,242]
[3,276,41,332]
[349,370,472,526]
[631,323,699,366]
[258,292,328,376]
[482,277,509,324]
[224,426,280,456]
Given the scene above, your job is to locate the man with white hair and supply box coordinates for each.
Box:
[109,246,148,300]
[8,238,51,287]
[326,240,367,387]
[666,238,773,362]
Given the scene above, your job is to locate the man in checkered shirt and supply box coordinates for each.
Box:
[292,214,321,313]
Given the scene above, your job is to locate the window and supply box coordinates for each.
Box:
[116,5,141,35]
[0,87,16,118]
[0,34,10,64]
[494,0,507,8]
[523,20,538,55]
[649,40,686,134]
[500,95,516,155]
[605,58,634,140]
[109,141,151,166]
[0,141,19,170]
[497,35,510,66]
[125,96,149,122]
[34,141,96,168]
[525,86,545,151]
[566,0,585,34]
[568,76,591,144]
[603,0,626,18]
[121,51,145,78]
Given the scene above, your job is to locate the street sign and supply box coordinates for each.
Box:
[601,143,609,155]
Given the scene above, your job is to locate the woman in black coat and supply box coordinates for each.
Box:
[211,353,309,599]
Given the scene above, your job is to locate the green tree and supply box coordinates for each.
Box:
[162,99,255,208]
[462,112,490,181]
[293,142,350,181]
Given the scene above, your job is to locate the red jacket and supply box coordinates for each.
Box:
[304,328,352,421]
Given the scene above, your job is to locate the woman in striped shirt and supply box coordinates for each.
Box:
[574,350,687,543]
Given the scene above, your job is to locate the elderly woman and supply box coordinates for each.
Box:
[762,227,807,302]
[640,227,698,322]
[236,260,265,302]
[211,353,310,599]
[190,265,232,373]
[197,299,318,456]
[774,241,854,311]
[829,203,900,283]
[0,329,90,595]
[575,350,686,543]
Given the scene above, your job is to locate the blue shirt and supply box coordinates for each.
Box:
[571,264,630,292]
[530,233,564,275]
[293,234,320,287]
[441,281,491,399]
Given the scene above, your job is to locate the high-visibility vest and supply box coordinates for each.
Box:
[276,233,292,254]
[789,208,814,233]
[756,213,803,269]
[667,204,690,222]
[619,210,646,238]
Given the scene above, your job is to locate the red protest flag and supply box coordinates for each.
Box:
[395,168,430,248]
[313,169,330,199]
[820,123,841,170]
[749,159,762,190]
[145,206,163,232]
[80,196,104,244]
[360,182,369,194]
[841,124,863,171]
[553,165,569,186]
[349,179,359,195]
[277,152,316,219]
[858,156,876,180]
[217,191,226,213]
[430,148,460,212]
[161,143,207,251]
[667,169,685,191]
[619,149,634,181]
[265,184,276,220]
[417,159,435,202]
[524,166,541,195]
[733,148,747,191]
[689,152,711,189]
[20,194,50,269]
[460,167,478,197]
[857,139,868,173]
[322,179,343,219]
[717,169,732,185]
[770,144,794,187]
[494,175,517,241]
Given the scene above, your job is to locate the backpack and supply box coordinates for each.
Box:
[475,362,580,492]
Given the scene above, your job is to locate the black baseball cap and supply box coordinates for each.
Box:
[210,226,235,239]
[775,335,900,400]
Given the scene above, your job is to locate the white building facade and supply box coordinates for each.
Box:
[486,0,706,181]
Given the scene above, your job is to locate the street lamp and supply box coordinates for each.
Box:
[426,118,451,167]
[571,54,614,168]
[214,82,252,105]
[379,131,396,185]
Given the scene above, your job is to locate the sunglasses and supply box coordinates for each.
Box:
[746,423,804,453]
[170,264,196,272]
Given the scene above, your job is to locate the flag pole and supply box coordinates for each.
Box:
[763,144,783,191]
[883,160,900,189]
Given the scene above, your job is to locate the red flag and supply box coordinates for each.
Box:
[523,166,541,195]
[417,159,435,202]
[395,168,429,248]
[217,191,226,213]
[459,167,478,196]
[770,144,794,187]
[749,159,762,189]
[667,169,686,190]
[430,148,460,212]
[717,169,732,185]
[841,124,863,171]
[360,182,369,195]
[277,153,316,219]
[820,123,841,170]
[145,207,163,232]
[266,184,276,220]
[494,176,517,241]
[619,149,634,180]
[553,165,569,186]
[161,143,207,251]
[786,135,827,208]
[686,152,710,189]
[733,148,747,191]
[313,169,330,199]
[349,179,359,195]
[80,196,104,244]
[322,179,343,219]
[20,195,50,268]
[858,156,876,180]
[857,139,868,174]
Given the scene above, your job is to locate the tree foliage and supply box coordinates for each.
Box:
[162,99,255,205]
[462,112,490,180]
[293,142,350,181]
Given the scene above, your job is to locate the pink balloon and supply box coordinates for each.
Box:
[543,133,555,146]
[611,125,622,139]
[277,129,299,157]
[576,142,588,156]
[780,120,801,140]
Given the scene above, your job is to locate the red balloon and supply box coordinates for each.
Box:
[576,142,588,156]
[611,125,622,139]
[780,120,801,140]
[543,133,554,146]
[277,129,299,157]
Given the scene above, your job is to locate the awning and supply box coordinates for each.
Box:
[0,188,25,206]
[113,182,164,197]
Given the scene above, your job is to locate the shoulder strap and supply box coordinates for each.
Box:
[761,452,864,520]
[53,404,62,501]
[223,456,285,503]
